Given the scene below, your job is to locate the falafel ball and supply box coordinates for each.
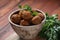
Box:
[19,10,23,18]
[20,20,29,26]
[37,13,44,20]
[22,10,33,20]
[11,14,21,24]
[32,16,42,25]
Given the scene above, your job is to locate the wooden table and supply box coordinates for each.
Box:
[0,0,60,40]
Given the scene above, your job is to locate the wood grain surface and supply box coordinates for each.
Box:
[0,0,60,40]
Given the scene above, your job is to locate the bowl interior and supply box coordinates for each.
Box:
[8,9,46,27]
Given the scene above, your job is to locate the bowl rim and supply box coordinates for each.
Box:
[8,9,46,27]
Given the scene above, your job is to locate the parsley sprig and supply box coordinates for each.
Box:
[38,13,60,40]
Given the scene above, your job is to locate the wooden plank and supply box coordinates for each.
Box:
[0,0,22,30]
[0,0,23,40]
[52,7,60,19]
[5,33,20,40]
[0,0,11,8]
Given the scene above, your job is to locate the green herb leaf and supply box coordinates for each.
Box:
[18,5,22,8]
[32,11,38,16]
[38,13,60,40]
[23,4,32,11]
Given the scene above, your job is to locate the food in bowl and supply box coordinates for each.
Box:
[8,5,46,39]
[11,9,44,26]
